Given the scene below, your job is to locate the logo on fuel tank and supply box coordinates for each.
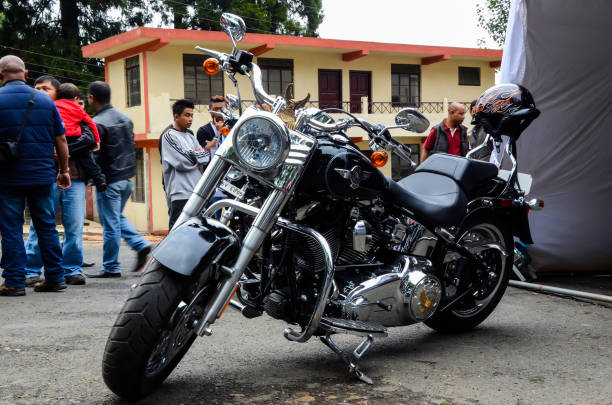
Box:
[335,166,372,189]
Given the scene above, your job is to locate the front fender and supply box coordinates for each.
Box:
[152,217,240,276]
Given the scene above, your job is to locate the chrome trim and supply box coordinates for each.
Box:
[202,198,334,343]
[196,189,289,336]
[279,220,334,343]
[307,117,354,132]
[205,199,259,218]
[466,133,491,159]
[231,112,291,172]
[527,198,544,210]
[342,256,436,326]
[249,63,276,107]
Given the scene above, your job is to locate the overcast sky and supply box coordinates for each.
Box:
[317,0,498,49]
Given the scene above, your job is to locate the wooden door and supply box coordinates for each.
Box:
[318,69,342,109]
[350,71,371,113]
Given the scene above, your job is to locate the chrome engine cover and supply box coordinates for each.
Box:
[341,256,441,326]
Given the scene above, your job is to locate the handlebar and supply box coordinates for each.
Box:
[249,63,276,107]
[307,117,354,132]
[195,44,415,166]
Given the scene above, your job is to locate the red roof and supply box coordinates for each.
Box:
[82,27,502,64]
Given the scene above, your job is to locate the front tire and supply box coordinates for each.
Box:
[425,216,513,333]
[102,260,205,400]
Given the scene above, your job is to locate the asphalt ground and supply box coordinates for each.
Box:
[1,242,611,405]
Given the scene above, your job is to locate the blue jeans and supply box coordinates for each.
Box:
[0,184,63,288]
[25,181,86,279]
[96,180,151,274]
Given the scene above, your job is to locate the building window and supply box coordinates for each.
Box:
[258,58,293,97]
[391,144,420,181]
[183,54,224,104]
[125,55,141,107]
[132,148,145,203]
[458,67,481,86]
[392,64,420,107]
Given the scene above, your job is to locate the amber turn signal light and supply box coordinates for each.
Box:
[220,126,230,136]
[370,151,388,167]
[203,58,220,75]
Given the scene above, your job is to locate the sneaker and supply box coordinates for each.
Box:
[33,280,67,292]
[132,245,152,272]
[25,276,42,287]
[0,284,26,296]
[65,274,86,285]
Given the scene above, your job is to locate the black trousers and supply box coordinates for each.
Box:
[168,199,188,230]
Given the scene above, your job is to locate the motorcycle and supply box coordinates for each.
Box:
[102,13,543,400]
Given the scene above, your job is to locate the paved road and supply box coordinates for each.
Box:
[1,243,611,404]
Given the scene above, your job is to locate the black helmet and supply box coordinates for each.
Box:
[471,83,540,140]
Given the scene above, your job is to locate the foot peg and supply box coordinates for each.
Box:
[321,334,374,385]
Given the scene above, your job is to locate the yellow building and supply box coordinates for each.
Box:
[82,27,501,233]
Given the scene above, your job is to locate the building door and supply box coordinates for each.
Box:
[349,71,371,113]
[318,69,342,109]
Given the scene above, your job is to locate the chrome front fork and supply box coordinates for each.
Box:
[194,188,289,337]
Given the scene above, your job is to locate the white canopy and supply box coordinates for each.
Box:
[500,0,612,271]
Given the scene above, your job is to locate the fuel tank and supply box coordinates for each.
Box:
[299,139,388,201]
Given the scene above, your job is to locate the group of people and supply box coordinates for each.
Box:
[0,55,151,297]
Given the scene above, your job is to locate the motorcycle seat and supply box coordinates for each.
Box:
[415,153,498,194]
[387,172,468,226]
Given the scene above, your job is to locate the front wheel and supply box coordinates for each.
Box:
[425,216,513,333]
[102,259,208,400]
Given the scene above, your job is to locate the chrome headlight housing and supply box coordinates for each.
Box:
[232,112,290,171]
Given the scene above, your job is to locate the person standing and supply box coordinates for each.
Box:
[0,56,71,296]
[161,99,210,230]
[196,95,227,155]
[24,76,92,287]
[421,102,469,163]
[85,81,151,278]
[196,95,228,218]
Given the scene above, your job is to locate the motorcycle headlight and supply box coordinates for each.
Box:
[233,113,289,171]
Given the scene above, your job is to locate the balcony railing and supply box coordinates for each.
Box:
[173,99,469,115]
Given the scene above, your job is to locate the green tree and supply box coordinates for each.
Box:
[0,0,156,91]
[159,0,324,36]
[476,0,511,47]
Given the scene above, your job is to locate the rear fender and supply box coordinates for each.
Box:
[467,202,533,244]
[152,217,240,277]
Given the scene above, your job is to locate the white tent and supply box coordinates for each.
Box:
[500,0,612,272]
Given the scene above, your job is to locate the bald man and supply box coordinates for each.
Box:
[421,102,470,163]
[0,55,71,296]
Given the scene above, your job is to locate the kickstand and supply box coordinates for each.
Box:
[320,334,374,385]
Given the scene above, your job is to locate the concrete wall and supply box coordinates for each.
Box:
[107,57,146,135]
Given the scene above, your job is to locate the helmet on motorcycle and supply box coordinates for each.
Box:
[471,83,540,140]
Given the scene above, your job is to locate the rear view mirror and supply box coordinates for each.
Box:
[395,108,430,133]
[220,13,246,43]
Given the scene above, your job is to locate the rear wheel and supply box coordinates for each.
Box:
[425,216,513,333]
[102,259,210,400]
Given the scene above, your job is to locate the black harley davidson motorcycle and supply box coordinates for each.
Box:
[102,13,543,400]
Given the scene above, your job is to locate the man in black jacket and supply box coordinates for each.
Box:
[196,95,227,156]
[85,81,151,278]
